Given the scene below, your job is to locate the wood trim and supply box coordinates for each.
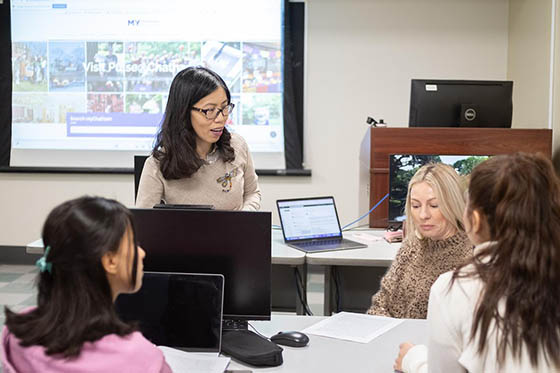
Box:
[365,127,553,227]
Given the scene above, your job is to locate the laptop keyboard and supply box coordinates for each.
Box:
[298,239,361,248]
[289,238,367,253]
[301,239,341,246]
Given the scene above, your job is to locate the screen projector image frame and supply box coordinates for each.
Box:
[388,154,489,223]
[8,0,286,170]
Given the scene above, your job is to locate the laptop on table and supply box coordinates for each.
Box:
[277,196,368,253]
[115,272,224,354]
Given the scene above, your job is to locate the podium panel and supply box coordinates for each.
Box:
[360,127,552,228]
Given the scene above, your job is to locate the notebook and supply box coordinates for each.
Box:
[115,272,224,354]
[276,196,368,253]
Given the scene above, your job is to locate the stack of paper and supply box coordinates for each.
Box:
[158,346,231,373]
[302,312,404,343]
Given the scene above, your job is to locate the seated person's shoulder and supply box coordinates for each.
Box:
[432,266,482,301]
[432,271,454,291]
[106,330,155,348]
[90,332,165,368]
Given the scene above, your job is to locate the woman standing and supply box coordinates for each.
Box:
[136,66,261,210]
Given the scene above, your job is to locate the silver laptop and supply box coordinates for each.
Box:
[277,196,368,253]
[115,272,224,354]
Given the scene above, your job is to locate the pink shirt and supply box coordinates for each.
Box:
[2,326,172,373]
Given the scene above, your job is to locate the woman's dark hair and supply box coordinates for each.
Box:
[454,152,560,368]
[4,196,139,358]
[153,66,235,179]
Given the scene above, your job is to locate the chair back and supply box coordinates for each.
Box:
[134,155,149,201]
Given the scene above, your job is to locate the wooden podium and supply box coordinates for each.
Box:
[359,127,553,228]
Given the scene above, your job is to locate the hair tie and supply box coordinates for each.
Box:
[36,245,53,274]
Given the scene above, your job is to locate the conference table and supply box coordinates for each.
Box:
[26,229,400,315]
[271,229,401,314]
[226,314,427,372]
[27,237,417,372]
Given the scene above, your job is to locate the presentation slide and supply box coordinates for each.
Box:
[10,0,285,169]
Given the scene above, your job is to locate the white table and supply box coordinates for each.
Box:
[26,239,44,255]
[269,231,306,314]
[27,230,399,315]
[26,235,309,314]
[226,314,427,372]
[305,229,401,315]
[26,234,306,266]
[269,230,305,266]
[306,230,399,267]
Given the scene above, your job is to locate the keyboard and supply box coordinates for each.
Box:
[290,238,367,253]
[300,239,342,246]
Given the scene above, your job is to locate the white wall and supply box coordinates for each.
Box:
[507,0,552,129]
[0,0,510,246]
[554,0,560,153]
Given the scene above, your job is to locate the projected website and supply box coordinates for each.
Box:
[10,0,283,167]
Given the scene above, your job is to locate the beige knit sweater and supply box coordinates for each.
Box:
[367,231,473,319]
[135,133,261,211]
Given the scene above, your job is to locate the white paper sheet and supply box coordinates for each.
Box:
[158,346,230,373]
[346,231,383,244]
[302,312,404,343]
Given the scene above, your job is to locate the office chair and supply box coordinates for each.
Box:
[134,155,149,202]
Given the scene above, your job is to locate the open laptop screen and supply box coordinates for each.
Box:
[115,272,224,353]
[277,197,343,241]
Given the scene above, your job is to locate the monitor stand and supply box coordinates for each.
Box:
[222,319,249,331]
[221,319,283,366]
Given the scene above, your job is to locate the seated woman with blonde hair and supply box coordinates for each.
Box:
[367,163,474,319]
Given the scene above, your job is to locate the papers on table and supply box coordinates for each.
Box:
[158,346,230,373]
[302,312,404,343]
[346,231,383,244]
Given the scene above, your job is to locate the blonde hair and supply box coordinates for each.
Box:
[404,163,466,240]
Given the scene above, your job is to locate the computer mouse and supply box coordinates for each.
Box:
[270,331,309,347]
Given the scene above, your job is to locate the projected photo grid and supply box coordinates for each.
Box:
[12,40,283,140]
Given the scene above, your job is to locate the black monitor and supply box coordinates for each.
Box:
[388,154,490,223]
[409,79,513,128]
[131,208,272,323]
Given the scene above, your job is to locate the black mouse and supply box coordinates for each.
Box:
[270,331,309,347]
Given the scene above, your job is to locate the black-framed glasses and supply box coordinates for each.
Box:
[192,103,235,120]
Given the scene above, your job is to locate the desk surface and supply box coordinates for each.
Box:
[305,230,400,267]
[227,314,427,372]
[270,230,305,265]
[27,235,307,266]
[27,230,399,268]
[26,239,44,255]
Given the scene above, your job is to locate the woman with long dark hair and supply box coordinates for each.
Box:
[136,66,261,210]
[395,152,560,372]
[1,196,170,372]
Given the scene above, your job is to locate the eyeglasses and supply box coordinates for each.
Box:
[192,103,235,120]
